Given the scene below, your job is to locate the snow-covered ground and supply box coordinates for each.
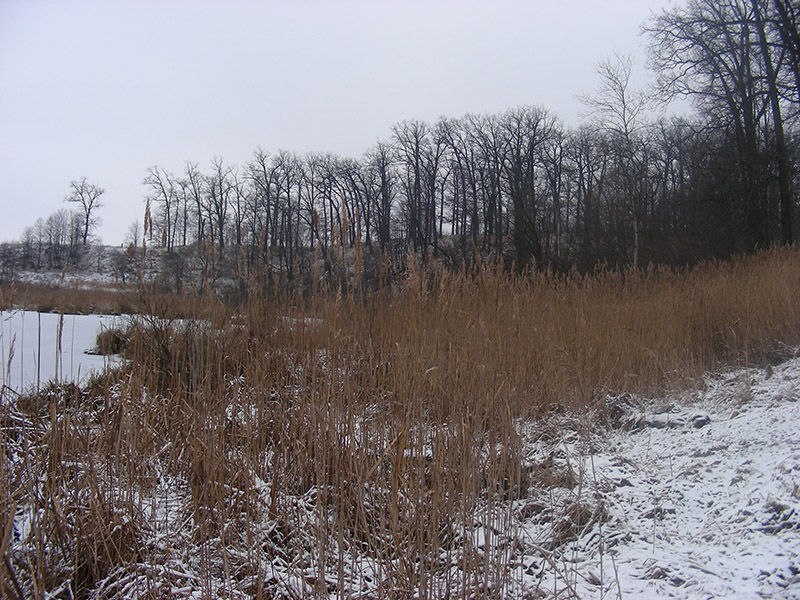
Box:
[0,310,124,393]
[514,357,800,599]
[9,243,162,288]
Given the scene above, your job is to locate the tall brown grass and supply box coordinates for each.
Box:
[0,282,135,315]
[0,282,212,319]
[4,246,800,598]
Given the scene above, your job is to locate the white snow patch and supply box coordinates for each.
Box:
[513,358,800,599]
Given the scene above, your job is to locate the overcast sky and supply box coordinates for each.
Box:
[0,0,680,245]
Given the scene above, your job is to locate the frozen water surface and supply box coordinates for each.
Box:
[0,309,124,393]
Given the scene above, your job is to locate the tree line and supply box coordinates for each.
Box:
[16,178,104,271]
[12,0,800,291]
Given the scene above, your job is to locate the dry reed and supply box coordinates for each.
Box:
[3,246,800,598]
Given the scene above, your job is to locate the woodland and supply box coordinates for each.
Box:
[8,0,800,292]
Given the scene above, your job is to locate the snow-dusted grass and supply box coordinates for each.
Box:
[4,246,800,599]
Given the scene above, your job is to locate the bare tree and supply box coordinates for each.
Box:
[125,220,142,249]
[246,149,276,262]
[207,157,233,249]
[365,141,396,250]
[646,0,788,248]
[184,162,207,244]
[466,113,508,254]
[440,117,482,243]
[566,126,611,267]
[580,54,650,267]
[21,218,46,269]
[143,166,178,250]
[392,120,429,250]
[45,208,72,267]
[65,177,104,245]
[771,0,800,105]
[750,0,794,243]
[500,105,556,268]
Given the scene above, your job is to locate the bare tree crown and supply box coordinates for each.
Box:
[65,177,105,245]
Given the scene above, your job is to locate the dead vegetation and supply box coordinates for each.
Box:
[3,246,800,598]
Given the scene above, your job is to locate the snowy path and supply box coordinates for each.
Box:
[517,358,800,599]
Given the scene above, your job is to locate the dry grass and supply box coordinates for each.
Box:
[3,246,800,598]
[0,282,212,320]
[0,282,135,315]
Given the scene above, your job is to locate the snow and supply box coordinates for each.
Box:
[0,309,124,392]
[11,244,164,288]
[513,358,800,599]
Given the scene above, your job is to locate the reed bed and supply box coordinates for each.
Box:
[0,282,135,316]
[3,246,800,599]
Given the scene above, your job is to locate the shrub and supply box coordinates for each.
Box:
[93,327,127,355]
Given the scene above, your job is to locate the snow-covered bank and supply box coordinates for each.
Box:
[514,357,800,599]
[0,310,124,393]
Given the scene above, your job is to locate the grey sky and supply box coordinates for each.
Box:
[0,0,678,245]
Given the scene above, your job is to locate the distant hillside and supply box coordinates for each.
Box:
[1,235,452,300]
[0,243,161,289]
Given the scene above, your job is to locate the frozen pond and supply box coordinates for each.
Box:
[0,310,125,394]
